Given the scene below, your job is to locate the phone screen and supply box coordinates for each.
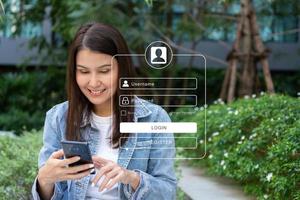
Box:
[61,141,95,173]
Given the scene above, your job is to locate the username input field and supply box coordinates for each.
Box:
[119,77,197,90]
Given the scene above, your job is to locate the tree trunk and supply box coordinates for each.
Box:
[162,0,174,109]
[220,0,275,102]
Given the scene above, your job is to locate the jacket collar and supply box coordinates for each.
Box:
[132,96,152,121]
[80,96,152,127]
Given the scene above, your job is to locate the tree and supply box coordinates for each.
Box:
[0,0,4,22]
[220,0,275,102]
[2,0,299,104]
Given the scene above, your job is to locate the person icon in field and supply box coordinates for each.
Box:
[122,80,129,87]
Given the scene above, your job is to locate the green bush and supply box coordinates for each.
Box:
[0,130,42,199]
[174,94,300,200]
[0,108,44,134]
[0,68,66,135]
[0,131,188,199]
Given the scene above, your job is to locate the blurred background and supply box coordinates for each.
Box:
[0,0,299,199]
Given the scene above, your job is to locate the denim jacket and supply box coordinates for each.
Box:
[32,97,177,200]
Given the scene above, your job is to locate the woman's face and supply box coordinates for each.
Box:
[76,49,118,114]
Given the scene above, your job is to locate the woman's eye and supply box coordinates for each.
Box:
[99,69,110,73]
[78,70,89,74]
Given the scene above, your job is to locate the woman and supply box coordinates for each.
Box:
[31,22,177,200]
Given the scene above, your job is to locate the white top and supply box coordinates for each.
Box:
[85,112,119,200]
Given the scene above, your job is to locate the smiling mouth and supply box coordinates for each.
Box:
[88,88,106,96]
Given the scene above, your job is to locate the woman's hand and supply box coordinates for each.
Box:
[38,149,94,186]
[92,156,140,192]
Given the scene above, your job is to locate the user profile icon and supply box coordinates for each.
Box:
[122,80,129,87]
[151,47,167,64]
[145,41,173,69]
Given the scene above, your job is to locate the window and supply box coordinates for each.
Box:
[189,1,299,43]
[0,0,42,38]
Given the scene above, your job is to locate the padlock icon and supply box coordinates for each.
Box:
[121,97,130,105]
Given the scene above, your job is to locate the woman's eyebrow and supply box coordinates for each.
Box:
[76,64,111,69]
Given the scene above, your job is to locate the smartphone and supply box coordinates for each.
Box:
[61,140,95,174]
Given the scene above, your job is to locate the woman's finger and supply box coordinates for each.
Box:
[93,162,104,169]
[51,149,64,159]
[91,163,114,186]
[105,173,123,190]
[59,156,81,167]
[63,169,91,181]
[92,156,110,164]
[65,163,94,174]
[99,168,120,191]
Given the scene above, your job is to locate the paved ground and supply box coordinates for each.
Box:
[178,163,255,200]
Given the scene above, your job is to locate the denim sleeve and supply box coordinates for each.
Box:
[32,177,66,200]
[31,107,67,200]
[123,107,177,200]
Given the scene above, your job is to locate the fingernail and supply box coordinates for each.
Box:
[91,182,95,187]
[102,188,107,192]
[89,164,94,168]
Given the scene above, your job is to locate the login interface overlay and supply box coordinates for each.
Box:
[113,41,206,159]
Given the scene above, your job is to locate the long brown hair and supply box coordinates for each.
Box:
[66,22,135,147]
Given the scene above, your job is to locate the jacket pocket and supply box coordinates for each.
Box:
[131,140,153,171]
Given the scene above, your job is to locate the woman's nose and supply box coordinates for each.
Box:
[89,74,101,87]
